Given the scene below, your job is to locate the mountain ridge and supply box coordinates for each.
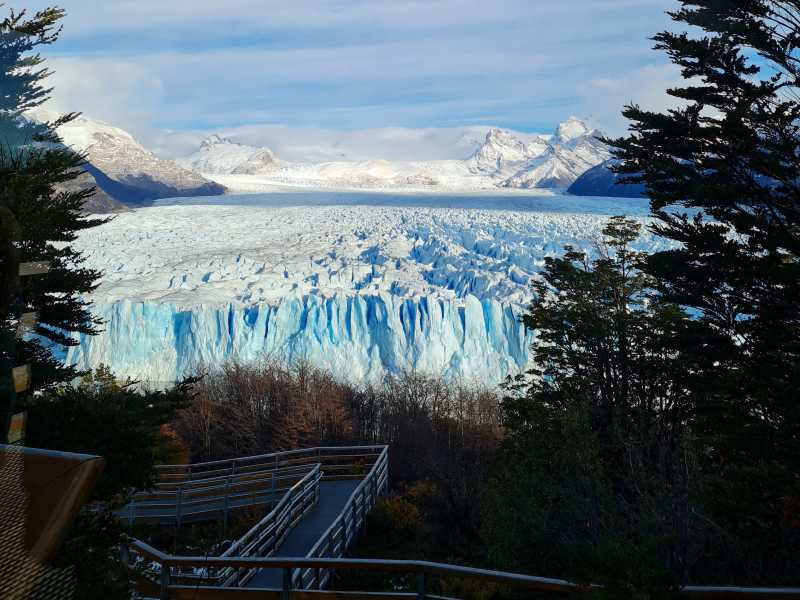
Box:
[182,117,610,192]
[27,109,226,211]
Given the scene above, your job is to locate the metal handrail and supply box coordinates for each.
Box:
[136,464,322,589]
[132,466,312,503]
[127,446,388,595]
[295,445,389,590]
[121,462,318,525]
[129,539,800,599]
[154,445,386,476]
[219,462,321,586]
[146,463,314,492]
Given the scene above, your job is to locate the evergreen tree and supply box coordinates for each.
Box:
[609,1,800,580]
[0,5,106,413]
[483,218,711,596]
[24,367,192,599]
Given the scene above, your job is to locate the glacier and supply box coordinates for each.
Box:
[64,294,531,387]
[64,192,663,386]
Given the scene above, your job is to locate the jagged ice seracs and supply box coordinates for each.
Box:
[60,193,665,386]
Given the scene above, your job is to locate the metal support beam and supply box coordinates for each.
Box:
[160,565,171,600]
[417,572,427,599]
[282,567,292,600]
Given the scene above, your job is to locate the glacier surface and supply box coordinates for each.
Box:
[64,192,664,387]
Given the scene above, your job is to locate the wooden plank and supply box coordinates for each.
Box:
[1,445,105,563]
[18,261,50,276]
[15,311,37,338]
[12,364,31,393]
[7,411,26,445]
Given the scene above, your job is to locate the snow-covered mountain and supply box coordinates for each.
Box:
[179,134,281,175]
[501,117,612,189]
[28,109,225,207]
[186,117,610,193]
[468,128,549,176]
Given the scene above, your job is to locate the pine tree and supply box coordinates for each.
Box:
[609,1,800,581]
[483,218,710,594]
[0,5,106,425]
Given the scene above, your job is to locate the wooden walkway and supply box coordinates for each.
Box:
[245,479,360,588]
[125,446,800,599]
[126,446,390,595]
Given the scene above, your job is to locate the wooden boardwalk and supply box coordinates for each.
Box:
[125,446,390,595]
[245,479,360,588]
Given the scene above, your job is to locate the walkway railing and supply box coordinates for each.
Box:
[291,444,389,590]
[127,543,800,600]
[122,445,385,525]
[121,463,316,525]
[154,446,384,485]
[127,445,389,595]
[164,463,323,588]
[124,445,799,600]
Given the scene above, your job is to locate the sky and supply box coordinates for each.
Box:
[9,0,682,160]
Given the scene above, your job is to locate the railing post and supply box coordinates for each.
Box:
[417,571,427,599]
[224,476,230,530]
[326,529,334,586]
[120,540,130,569]
[160,564,171,600]
[176,484,183,527]
[282,567,292,600]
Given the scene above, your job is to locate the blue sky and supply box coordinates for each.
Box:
[11,0,682,159]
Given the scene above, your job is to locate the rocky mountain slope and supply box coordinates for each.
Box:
[567,159,647,198]
[29,109,226,210]
[59,170,129,213]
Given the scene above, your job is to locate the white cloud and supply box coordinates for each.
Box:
[576,64,685,134]
[9,0,683,159]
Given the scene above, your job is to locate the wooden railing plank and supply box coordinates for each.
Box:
[18,261,50,276]
[15,311,37,338]
[12,364,31,393]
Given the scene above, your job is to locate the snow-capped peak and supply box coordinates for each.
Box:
[469,128,547,175]
[181,135,280,176]
[482,128,530,160]
[24,109,225,205]
[200,134,236,149]
[555,116,594,144]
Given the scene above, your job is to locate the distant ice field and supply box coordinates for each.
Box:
[151,189,652,217]
[65,191,664,385]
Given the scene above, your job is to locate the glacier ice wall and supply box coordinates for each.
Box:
[64,293,533,386]
[65,195,661,386]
